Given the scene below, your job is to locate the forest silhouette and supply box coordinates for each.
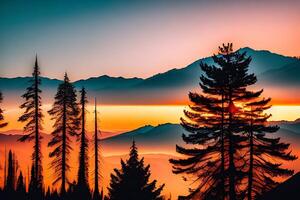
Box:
[0,44,297,200]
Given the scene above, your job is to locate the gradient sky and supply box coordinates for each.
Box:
[0,0,300,80]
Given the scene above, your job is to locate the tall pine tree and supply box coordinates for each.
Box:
[170,44,248,199]
[75,87,91,199]
[107,141,165,200]
[48,73,80,195]
[0,91,8,128]
[169,43,294,200]
[93,98,103,200]
[18,55,44,192]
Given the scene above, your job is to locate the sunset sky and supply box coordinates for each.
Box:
[1,2,300,198]
[1,0,300,80]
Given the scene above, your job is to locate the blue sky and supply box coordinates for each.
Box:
[1,0,299,80]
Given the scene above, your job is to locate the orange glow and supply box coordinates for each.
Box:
[2,105,300,133]
[1,104,300,197]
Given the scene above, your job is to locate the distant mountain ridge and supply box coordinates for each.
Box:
[1,47,299,105]
[2,121,300,155]
[6,121,299,143]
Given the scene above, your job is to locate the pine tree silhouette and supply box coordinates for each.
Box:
[5,150,14,193]
[107,141,165,200]
[28,164,38,199]
[75,87,91,200]
[18,55,44,196]
[170,44,241,199]
[45,187,51,200]
[2,150,22,199]
[245,98,296,199]
[16,171,26,199]
[0,91,8,128]
[169,43,295,199]
[48,73,80,195]
[93,98,103,200]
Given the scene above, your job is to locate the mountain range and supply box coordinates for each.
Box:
[1,120,300,156]
[1,47,299,105]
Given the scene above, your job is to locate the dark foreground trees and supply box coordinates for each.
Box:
[170,43,296,200]
[18,56,44,199]
[107,141,165,200]
[48,73,80,195]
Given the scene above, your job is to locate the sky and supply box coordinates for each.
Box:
[0,0,300,80]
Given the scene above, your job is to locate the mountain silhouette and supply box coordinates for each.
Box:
[259,60,300,86]
[0,47,298,105]
[102,123,185,153]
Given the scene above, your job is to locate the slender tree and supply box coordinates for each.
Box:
[93,98,103,200]
[18,55,44,192]
[245,98,296,200]
[5,150,14,192]
[0,91,8,128]
[48,73,80,195]
[75,87,91,199]
[16,171,26,195]
[107,141,165,200]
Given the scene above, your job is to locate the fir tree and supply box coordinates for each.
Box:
[75,87,91,199]
[245,98,296,199]
[48,73,80,195]
[93,98,103,200]
[18,55,44,192]
[170,43,283,199]
[28,163,42,200]
[107,141,165,200]
[16,171,26,195]
[5,150,14,192]
[0,91,8,128]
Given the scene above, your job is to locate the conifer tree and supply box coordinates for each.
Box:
[75,87,91,199]
[107,141,165,200]
[93,98,103,200]
[170,44,238,199]
[27,163,43,200]
[16,171,26,195]
[48,73,80,195]
[0,91,8,128]
[169,43,292,199]
[18,55,44,192]
[245,98,296,200]
[5,150,14,192]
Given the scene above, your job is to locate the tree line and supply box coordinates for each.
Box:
[0,56,165,200]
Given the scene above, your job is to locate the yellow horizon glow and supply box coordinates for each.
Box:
[2,105,300,134]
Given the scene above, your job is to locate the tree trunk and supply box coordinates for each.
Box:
[94,98,99,195]
[34,69,39,188]
[228,91,236,200]
[248,116,254,200]
[61,93,67,195]
[221,93,225,200]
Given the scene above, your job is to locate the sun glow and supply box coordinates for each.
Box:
[2,105,300,134]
